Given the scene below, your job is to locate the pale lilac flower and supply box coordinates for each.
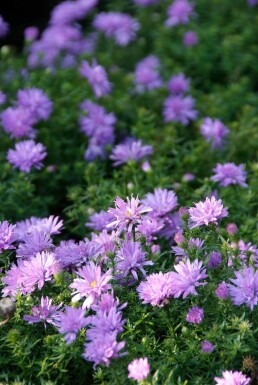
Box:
[14,215,63,241]
[86,307,125,340]
[211,163,247,187]
[228,267,258,310]
[170,259,208,298]
[188,196,228,229]
[23,296,62,327]
[107,195,152,234]
[90,230,116,260]
[70,262,112,309]
[172,238,204,260]
[214,370,250,385]
[0,91,6,105]
[134,56,162,93]
[50,0,97,25]
[54,240,92,269]
[16,230,53,258]
[141,160,151,172]
[80,59,112,98]
[165,0,194,27]
[186,306,204,324]
[136,216,164,244]
[110,140,153,166]
[200,118,229,149]
[115,240,153,281]
[142,188,178,217]
[215,281,229,299]
[24,26,39,41]
[0,221,16,253]
[163,95,198,125]
[237,240,258,262]
[174,232,184,244]
[128,357,150,380]
[1,107,35,139]
[168,73,190,94]
[133,0,159,5]
[201,340,215,353]
[183,31,199,46]
[7,140,47,173]
[17,88,53,123]
[207,251,222,269]
[93,12,139,46]
[137,272,174,307]
[226,223,238,235]
[58,306,88,344]
[182,173,195,182]
[247,0,258,6]
[0,15,9,38]
[85,210,115,232]
[158,212,182,240]
[91,292,127,313]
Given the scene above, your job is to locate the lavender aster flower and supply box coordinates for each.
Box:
[0,15,9,38]
[0,91,6,105]
[186,306,204,324]
[168,73,190,94]
[24,26,39,41]
[93,12,139,46]
[207,251,222,269]
[80,59,112,98]
[136,216,164,244]
[58,306,88,344]
[70,262,112,309]
[50,0,97,25]
[85,210,115,232]
[128,357,150,380]
[137,272,174,307]
[201,340,215,353]
[110,140,153,166]
[55,239,92,269]
[165,0,194,27]
[163,95,198,125]
[170,259,208,298]
[17,88,53,123]
[7,140,47,173]
[16,230,53,258]
[226,223,238,235]
[183,31,199,46]
[200,118,229,149]
[228,267,258,310]
[0,221,16,253]
[1,107,35,139]
[142,188,178,217]
[247,0,258,6]
[23,296,62,328]
[215,281,229,299]
[214,371,250,385]
[133,0,159,5]
[14,215,63,241]
[188,196,228,229]
[86,307,125,340]
[134,56,162,93]
[211,163,247,187]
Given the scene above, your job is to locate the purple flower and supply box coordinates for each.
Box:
[23,296,62,327]
[186,306,204,324]
[70,262,112,309]
[24,26,39,41]
[207,251,222,269]
[215,281,229,299]
[93,12,139,46]
[142,188,178,217]
[137,272,174,307]
[128,357,150,380]
[165,0,194,27]
[228,267,258,310]
[85,210,115,232]
[1,107,35,139]
[201,340,215,353]
[16,230,53,258]
[0,15,9,38]
[115,240,153,281]
[214,371,250,385]
[0,91,6,105]
[158,212,182,240]
[247,0,258,6]
[163,95,198,125]
[50,0,97,25]
[90,230,116,260]
[170,259,208,298]
[80,59,112,98]
[0,221,16,253]
[172,237,204,260]
[136,216,164,244]
[188,196,228,229]
[58,306,88,344]
[14,215,63,241]
[134,56,162,93]
[226,223,238,235]
[86,307,125,341]
[211,163,247,188]
[168,73,190,94]
[17,88,53,123]
[133,0,159,5]
[54,240,91,269]
[183,31,199,46]
[7,140,47,173]
[110,139,153,166]
[91,292,127,313]
[200,118,229,149]
[107,195,152,234]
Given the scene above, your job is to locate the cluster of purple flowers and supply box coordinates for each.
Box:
[165,0,194,27]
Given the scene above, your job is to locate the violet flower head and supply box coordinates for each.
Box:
[247,0,258,6]
[1,106,35,139]
[168,73,190,95]
[163,95,198,125]
[0,221,16,253]
[80,60,112,98]
[14,215,63,241]
[183,31,199,46]
[7,140,47,173]
[207,251,222,269]
[214,371,250,385]
[110,139,153,166]
[24,26,39,41]
[17,88,53,123]
[142,188,178,217]
[107,195,152,234]
[70,262,112,309]
[188,196,228,229]
[0,91,6,105]
[50,0,97,25]
[54,239,91,269]
[86,307,125,340]
[128,357,150,380]
[165,0,194,27]
[16,230,53,258]
[186,306,204,324]
[170,259,208,299]
[228,266,258,310]
[136,216,164,244]
[115,240,153,281]
[93,12,139,46]
[215,281,229,299]
[134,56,162,93]
[137,271,174,307]
[23,296,62,328]
[200,117,229,149]
[211,163,247,188]
[226,223,238,235]
[201,340,215,353]
[58,306,88,344]
[85,210,115,232]
[0,15,9,38]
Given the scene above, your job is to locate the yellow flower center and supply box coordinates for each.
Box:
[90,280,97,288]
[125,210,132,217]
